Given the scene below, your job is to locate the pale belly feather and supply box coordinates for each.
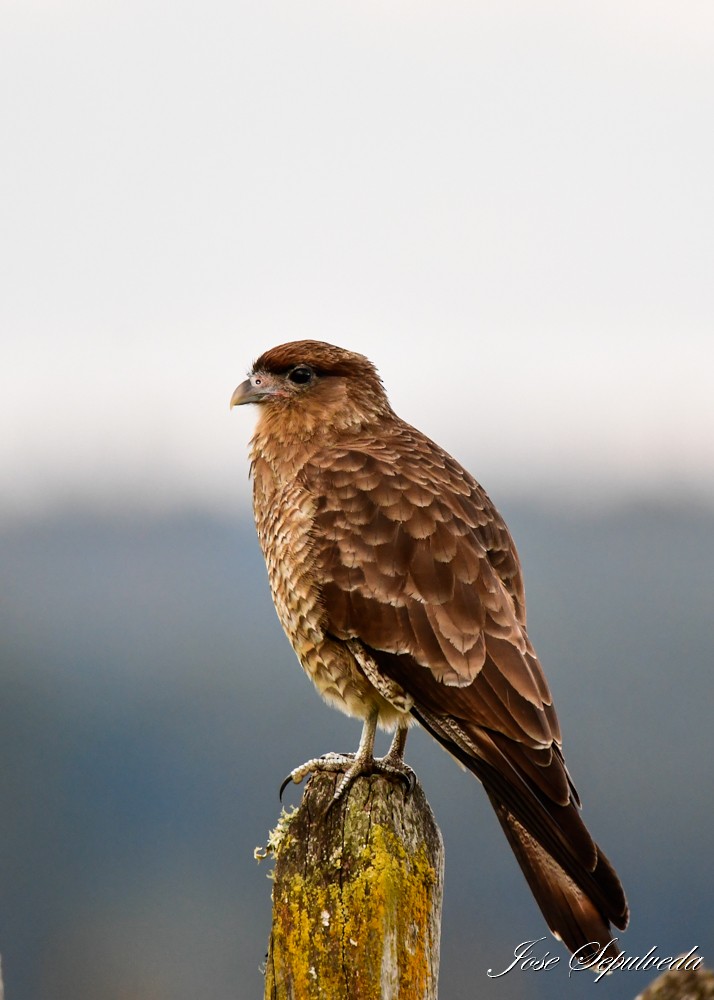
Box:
[252,463,407,729]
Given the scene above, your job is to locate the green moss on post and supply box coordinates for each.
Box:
[262,771,444,1000]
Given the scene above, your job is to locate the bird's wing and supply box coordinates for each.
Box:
[305,421,560,754]
[304,423,628,945]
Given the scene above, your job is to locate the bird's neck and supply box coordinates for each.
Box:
[248,384,395,487]
[247,404,335,490]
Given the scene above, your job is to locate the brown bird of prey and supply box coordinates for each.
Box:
[231,339,628,962]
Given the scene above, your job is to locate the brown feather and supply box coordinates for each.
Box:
[236,340,629,960]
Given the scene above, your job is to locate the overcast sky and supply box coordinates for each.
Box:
[2,0,713,520]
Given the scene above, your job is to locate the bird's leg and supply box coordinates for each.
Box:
[376,724,416,792]
[279,707,378,801]
[380,724,412,768]
[279,711,415,802]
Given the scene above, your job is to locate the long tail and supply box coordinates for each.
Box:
[488,795,626,960]
[415,708,629,962]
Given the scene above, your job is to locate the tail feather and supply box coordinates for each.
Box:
[413,707,629,959]
[490,797,625,962]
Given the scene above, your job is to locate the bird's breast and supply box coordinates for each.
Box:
[251,456,394,724]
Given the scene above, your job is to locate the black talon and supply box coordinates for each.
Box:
[398,767,417,795]
[279,773,293,801]
[379,764,416,795]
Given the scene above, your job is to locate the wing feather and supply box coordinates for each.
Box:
[308,421,539,710]
[303,421,631,940]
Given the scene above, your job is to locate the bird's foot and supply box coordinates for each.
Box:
[378,747,417,795]
[279,753,355,801]
[279,751,415,803]
[330,752,416,803]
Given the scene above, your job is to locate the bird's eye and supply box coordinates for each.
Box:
[288,366,314,385]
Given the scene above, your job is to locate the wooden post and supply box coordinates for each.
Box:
[636,965,714,999]
[261,771,444,1000]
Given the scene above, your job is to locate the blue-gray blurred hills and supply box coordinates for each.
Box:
[1,501,712,1000]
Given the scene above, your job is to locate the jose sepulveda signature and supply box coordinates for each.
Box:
[487,937,703,983]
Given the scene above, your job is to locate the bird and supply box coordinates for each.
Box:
[230,339,629,964]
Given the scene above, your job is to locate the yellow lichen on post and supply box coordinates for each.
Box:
[262,771,444,1000]
[343,824,439,998]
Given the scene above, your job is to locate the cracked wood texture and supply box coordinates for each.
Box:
[264,772,444,1000]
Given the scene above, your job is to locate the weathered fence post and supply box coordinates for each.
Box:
[261,770,444,1000]
[636,965,714,999]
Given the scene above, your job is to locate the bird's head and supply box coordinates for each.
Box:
[230,340,392,437]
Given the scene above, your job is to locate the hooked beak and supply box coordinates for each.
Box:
[230,375,282,408]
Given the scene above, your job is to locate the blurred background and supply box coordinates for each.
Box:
[1,2,713,998]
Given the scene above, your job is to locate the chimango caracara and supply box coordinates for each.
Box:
[231,340,628,962]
